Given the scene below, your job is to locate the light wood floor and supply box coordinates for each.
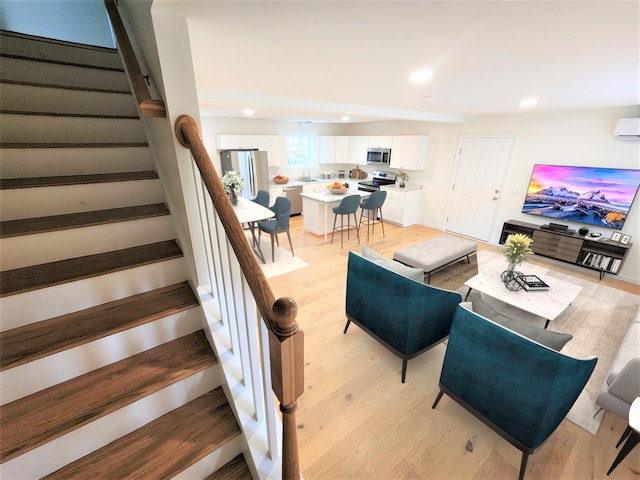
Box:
[267,216,640,480]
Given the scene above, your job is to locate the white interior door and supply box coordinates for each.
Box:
[445,136,516,241]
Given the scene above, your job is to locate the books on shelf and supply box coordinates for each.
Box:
[581,252,622,273]
[515,274,549,291]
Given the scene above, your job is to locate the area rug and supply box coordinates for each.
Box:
[439,250,639,436]
[245,231,308,279]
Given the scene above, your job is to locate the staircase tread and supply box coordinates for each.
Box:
[0,331,218,463]
[42,387,240,479]
[1,142,148,148]
[0,240,183,297]
[205,454,253,480]
[0,171,158,189]
[0,78,132,94]
[0,52,125,72]
[0,281,198,371]
[0,109,140,119]
[0,203,170,238]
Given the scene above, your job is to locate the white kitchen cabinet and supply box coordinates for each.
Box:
[336,136,350,163]
[320,136,350,164]
[270,186,284,202]
[381,187,421,226]
[216,135,259,150]
[259,135,287,167]
[348,136,369,165]
[368,136,392,148]
[390,135,436,171]
[319,136,336,164]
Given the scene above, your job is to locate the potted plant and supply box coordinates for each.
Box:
[221,170,244,205]
[397,170,409,188]
[501,233,533,290]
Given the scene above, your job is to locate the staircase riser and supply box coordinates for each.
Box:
[1,308,204,404]
[0,258,188,330]
[0,179,164,221]
[1,216,176,270]
[1,32,121,69]
[0,146,154,178]
[0,56,129,90]
[1,367,222,480]
[0,83,138,116]
[0,114,145,144]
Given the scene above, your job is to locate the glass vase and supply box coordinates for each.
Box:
[229,191,238,206]
[500,262,523,291]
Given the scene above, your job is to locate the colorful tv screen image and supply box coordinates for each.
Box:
[522,165,640,230]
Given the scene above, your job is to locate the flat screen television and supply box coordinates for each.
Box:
[522,164,640,230]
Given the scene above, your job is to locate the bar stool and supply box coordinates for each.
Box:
[358,190,387,241]
[331,195,361,248]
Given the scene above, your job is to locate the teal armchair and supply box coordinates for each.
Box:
[433,304,597,480]
[344,251,461,383]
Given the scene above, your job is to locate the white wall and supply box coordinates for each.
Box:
[428,106,640,283]
[0,0,114,47]
[202,106,640,283]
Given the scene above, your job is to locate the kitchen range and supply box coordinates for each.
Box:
[357,170,396,192]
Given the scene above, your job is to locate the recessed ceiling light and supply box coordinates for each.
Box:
[243,108,254,116]
[409,69,433,83]
[520,98,538,107]
[341,116,350,122]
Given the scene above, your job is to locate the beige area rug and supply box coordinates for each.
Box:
[245,231,308,279]
[432,250,639,436]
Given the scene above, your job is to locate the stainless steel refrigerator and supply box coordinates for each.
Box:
[220,150,269,199]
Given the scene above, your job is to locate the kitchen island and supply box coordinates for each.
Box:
[301,189,370,242]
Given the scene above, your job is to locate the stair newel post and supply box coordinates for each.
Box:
[270,296,304,480]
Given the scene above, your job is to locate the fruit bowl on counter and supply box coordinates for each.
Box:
[274,175,289,184]
[327,181,350,195]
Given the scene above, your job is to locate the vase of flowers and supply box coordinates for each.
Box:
[221,170,244,206]
[397,170,409,188]
[501,233,533,290]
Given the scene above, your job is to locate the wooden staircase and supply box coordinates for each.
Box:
[0,31,251,478]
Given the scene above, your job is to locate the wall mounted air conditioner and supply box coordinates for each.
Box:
[614,118,640,141]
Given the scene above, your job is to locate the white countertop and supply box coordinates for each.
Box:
[301,188,370,203]
[381,183,422,192]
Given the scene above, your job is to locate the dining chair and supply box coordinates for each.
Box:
[359,190,387,241]
[258,196,294,262]
[331,194,361,248]
[252,190,270,208]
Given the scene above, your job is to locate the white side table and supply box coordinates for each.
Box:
[607,397,640,475]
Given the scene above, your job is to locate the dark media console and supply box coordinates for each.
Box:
[540,222,575,233]
[500,220,632,280]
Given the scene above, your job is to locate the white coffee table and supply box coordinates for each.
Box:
[464,251,582,329]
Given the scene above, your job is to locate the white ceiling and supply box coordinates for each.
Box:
[183,1,640,124]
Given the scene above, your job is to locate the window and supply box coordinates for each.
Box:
[286,134,314,168]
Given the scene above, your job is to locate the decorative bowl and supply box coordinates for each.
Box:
[274,176,289,184]
[327,181,349,194]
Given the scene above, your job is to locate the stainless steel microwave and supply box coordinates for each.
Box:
[366,148,391,165]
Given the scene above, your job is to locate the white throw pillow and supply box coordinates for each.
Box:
[361,245,424,283]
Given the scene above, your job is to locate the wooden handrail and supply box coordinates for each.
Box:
[103,0,166,118]
[175,115,303,479]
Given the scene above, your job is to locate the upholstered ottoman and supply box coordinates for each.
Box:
[393,234,477,283]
